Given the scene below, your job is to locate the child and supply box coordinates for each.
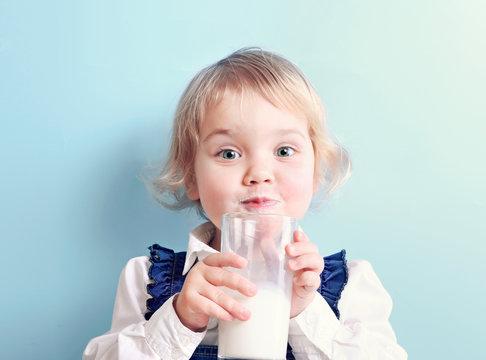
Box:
[83,48,407,360]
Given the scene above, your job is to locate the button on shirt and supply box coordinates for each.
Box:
[83,222,407,360]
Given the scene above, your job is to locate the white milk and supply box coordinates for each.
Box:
[218,285,291,360]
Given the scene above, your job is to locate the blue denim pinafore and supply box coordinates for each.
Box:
[144,244,348,360]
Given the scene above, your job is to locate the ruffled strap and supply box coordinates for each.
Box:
[188,344,296,359]
[145,244,187,321]
[318,249,348,319]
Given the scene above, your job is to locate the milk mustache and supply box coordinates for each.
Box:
[218,283,290,360]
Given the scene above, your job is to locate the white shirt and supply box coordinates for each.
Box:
[83,222,407,360]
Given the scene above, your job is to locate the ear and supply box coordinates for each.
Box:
[185,175,200,200]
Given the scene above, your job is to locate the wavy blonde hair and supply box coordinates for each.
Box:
[150,47,351,216]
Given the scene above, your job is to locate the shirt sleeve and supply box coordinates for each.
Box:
[83,256,205,360]
[288,260,408,360]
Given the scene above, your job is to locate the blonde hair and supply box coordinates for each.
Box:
[150,47,351,216]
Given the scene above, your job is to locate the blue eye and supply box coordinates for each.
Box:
[218,150,240,160]
[275,147,295,157]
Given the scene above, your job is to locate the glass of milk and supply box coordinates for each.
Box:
[218,212,297,360]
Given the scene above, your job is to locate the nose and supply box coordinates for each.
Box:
[243,161,274,186]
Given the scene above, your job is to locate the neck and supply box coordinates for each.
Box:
[209,227,222,251]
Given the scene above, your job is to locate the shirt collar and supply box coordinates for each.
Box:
[182,222,218,275]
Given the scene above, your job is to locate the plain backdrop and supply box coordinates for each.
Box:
[1,1,485,359]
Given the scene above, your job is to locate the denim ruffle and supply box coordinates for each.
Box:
[320,249,348,319]
[145,244,187,321]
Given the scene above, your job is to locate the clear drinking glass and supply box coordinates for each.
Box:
[218,212,297,360]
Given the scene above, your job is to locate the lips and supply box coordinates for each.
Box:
[240,196,280,210]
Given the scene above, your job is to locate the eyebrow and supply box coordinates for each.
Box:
[275,128,308,140]
[202,127,308,143]
[201,128,234,143]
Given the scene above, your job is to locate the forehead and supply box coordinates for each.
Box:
[197,90,312,147]
[201,90,308,132]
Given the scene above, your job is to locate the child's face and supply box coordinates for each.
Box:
[187,90,317,231]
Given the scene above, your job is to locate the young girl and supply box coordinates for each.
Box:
[83,48,407,360]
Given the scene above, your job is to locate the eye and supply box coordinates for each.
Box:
[275,146,295,157]
[218,149,241,160]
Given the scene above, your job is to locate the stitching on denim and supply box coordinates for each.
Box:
[332,249,348,319]
[320,257,326,295]
[192,345,218,357]
[145,246,156,315]
[191,346,295,357]
[171,252,177,296]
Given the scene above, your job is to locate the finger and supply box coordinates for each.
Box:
[190,292,236,322]
[286,240,319,257]
[294,230,308,243]
[203,252,247,269]
[204,267,258,296]
[200,285,252,321]
[259,234,279,262]
[293,270,321,292]
[288,253,324,272]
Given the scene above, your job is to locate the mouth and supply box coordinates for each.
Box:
[240,196,280,210]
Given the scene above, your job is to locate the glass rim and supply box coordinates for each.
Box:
[222,212,298,223]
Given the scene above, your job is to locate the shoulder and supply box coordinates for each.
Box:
[118,256,151,285]
[118,245,186,288]
[346,259,388,289]
[110,256,152,331]
[345,259,389,293]
[123,255,151,272]
[121,244,183,278]
[347,259,376,277]
[340,259,393,319]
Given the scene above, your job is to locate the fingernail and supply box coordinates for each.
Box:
[246,284,257,295]
[239,257,248,268]
[240,308,251,320]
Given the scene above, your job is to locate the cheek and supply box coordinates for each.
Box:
[287,173,315,198]
[281,164,316,215]
[199,181,223,202]
[198,188,226,230]
[196,170,235,223]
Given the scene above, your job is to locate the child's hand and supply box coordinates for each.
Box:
[286,230,324,318]
[173,252,257,332]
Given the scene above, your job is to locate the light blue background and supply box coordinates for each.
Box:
[1,1,485,359]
